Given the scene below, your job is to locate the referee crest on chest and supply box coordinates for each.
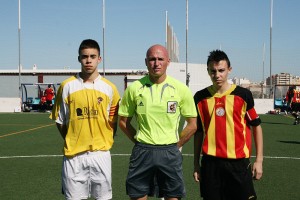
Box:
[167,101,177,113]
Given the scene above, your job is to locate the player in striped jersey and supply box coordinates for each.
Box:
[193,50,263,200]
[51,39,120,200]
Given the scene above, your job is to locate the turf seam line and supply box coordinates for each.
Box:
[0,124,54,138]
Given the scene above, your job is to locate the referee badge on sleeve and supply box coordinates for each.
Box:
[167,101,177,113]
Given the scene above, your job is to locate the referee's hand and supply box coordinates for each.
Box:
[193,171,200,182]
[193,165,200,182]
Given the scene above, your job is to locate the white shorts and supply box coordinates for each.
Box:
[62,151,112,200]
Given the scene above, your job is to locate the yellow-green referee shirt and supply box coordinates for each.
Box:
[118,75,197,145]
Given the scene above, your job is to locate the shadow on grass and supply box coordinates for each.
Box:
[278,140,300,144]
[262,121,292,125]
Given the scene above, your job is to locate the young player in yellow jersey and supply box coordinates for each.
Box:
[51,39,120,200]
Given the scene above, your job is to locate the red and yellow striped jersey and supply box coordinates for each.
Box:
[194,84,261,159]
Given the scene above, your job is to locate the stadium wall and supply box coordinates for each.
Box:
[254,99,273,114]
[0,66,274,113]
[0,97,273,114]
[0,98,21,112]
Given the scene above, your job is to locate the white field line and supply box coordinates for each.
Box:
[0,154,299,160]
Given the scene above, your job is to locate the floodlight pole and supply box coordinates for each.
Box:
[269,0,273,98]
[18,0,22,99]
[102,0,106,77]
[165,10,168,48]
[185,0,189,86]
[262,43,265,99]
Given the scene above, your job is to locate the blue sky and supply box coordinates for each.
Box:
[1,0,299,82]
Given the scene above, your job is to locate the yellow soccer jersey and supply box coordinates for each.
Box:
[51,74,120,156]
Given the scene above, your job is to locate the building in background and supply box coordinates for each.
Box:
[266,72,300,85]
[0,63,210,98]
[1,66,299,100]
[166,12,179,62]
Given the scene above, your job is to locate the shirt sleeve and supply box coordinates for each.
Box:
[118,85,136,117]
[56,99,68,125]
[244,89,261,126]
[109,84,121,121]
[179,85,197,118]
[50,82,69,124]
[50,84,64,121]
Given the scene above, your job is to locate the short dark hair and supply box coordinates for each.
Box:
[207,50,231,68]
[78,39,100,56]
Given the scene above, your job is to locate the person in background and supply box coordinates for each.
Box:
[44,84,55,110]
[118,44,197,200]
[51,39,120,200]
[285,86,300,125]
[193,50,263,200]
[39,95,47,111]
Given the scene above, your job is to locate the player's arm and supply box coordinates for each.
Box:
[193,129,204,182]
[109,96,120,138]
[252,125,263,180]
[118,116,137,144]
[177,117,197,148]
[109,114,119,138]
[56,122,67,140]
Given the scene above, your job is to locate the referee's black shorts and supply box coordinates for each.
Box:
[126,142,185,198]
[200,154,257,200]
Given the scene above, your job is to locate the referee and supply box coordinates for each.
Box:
[118,44,197,200]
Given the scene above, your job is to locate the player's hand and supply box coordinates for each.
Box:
[193,165,200,182]
[252,161,263,180]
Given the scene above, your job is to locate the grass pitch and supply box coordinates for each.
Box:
[0,113,299,199]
